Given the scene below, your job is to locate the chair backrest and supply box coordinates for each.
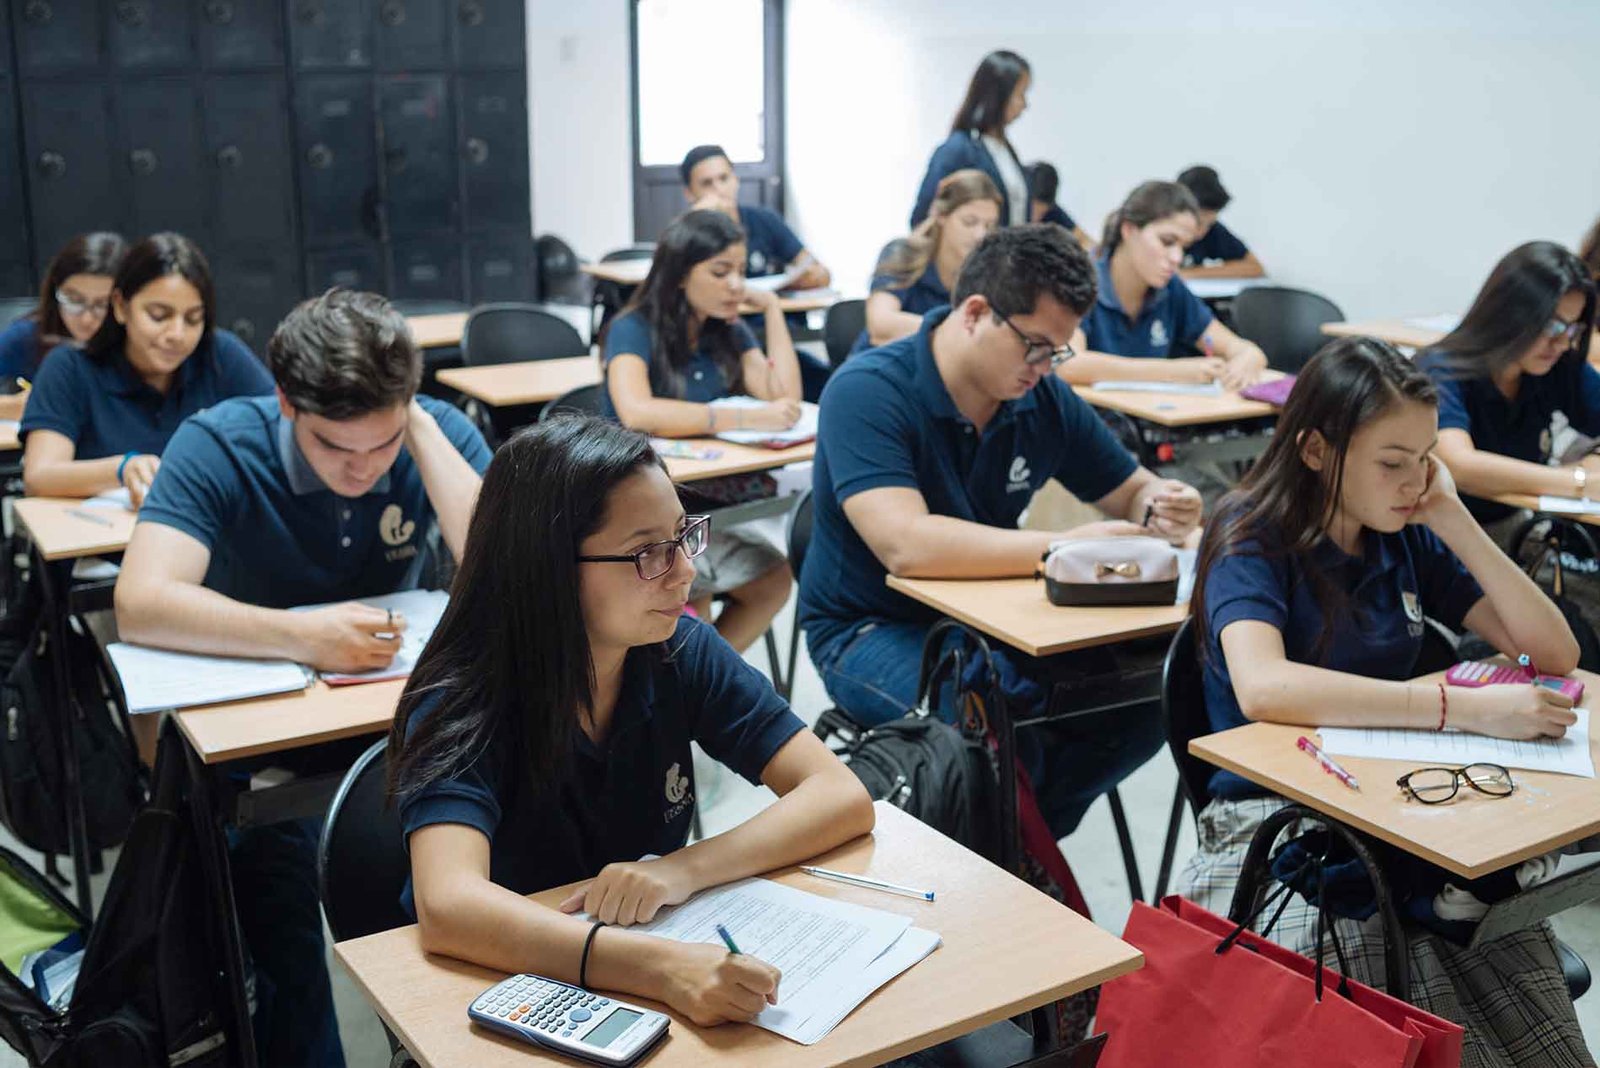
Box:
[539,382,606,422]
[785,489,815,578]
[1161,616,1214,816]
[0,297,35,327]
[462,303,588,367]
[1230,286,1345,373]
[600,244,655,263]
[317,739,412,943]
[823,299,866,367]
[535,234,591,305]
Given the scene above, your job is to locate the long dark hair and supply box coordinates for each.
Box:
[84,232,217,365]
[951,50,1030,137]
[1100,180,1200,257]
[1580,215,1600,281]
[1191,338,1438,665]
[1423,241,1597,381]
[388,416,666,803]
[30,232,127,362]
[609,209,748,400]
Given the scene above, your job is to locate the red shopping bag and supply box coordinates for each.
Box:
[1096,897,1460,1068]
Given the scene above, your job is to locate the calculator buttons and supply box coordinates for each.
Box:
[569,1008,593,1023]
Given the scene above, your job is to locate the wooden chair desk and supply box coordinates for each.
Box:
[407,312,471,350]
[1320,319,1448,350]
[433,357,601,408]
[14,497,136,560]
[333,802,1142,1068]
[0,422,18,452]
[578,263,837,315]
[173,678,405,766]
[663,440,814,484]
[1073,371,1284,429]
[885,576,1187,658]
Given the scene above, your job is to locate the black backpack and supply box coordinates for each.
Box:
[0,619,144,856]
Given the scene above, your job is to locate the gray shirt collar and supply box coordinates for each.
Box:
[276,414,391,497]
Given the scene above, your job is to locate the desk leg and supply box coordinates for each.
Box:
[33,552,95,919]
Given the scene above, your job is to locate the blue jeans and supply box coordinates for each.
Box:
[810,619,1164,838]
[228,817,346,1068]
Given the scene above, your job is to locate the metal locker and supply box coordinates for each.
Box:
[458,72,528,233]
[0,261,29,298]
[211,246,301,353]
[288,0,373,69]
[375,0,448,71]
[114,79,208,243]
[378,75,456,235]
[466,234,533,305]
[21,81,118,274]
[0,2,10,72]
[13,0,101,74]
[204,76,296,246]
[198,0,285,69]
[390,238,464,303]
[293,75,378,242]
[306,243,384,295]
[0,76,29,273]
[108,0,195,70]
[453,0,523,70]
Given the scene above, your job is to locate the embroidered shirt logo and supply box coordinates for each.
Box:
[1149,320,1169,350]
[1006,456,1032,494]
[663,762,694,823]
[1401,589,1424,636]
[749,250,769,275]
[379,504,416,547]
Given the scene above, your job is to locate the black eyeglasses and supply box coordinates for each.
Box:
[1541,317,1584,345]
[997,312,1075,370]
[577,515,710,580]
[1396,763,1515,804]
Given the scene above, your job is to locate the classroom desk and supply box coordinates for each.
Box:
[663,440,814,483]
[1073,373,1284,429]
[0,422,18,452]
[333,802,1142,1068]
[885,576,1187,659]
[173,678,405,766]
[1182,276,1268,301]
[1489,494,1600,528]
[13,497,135,560]
[433,357,601,408]
[407,312,470,350]
[579,262,838,315]
[1320,319,1448,350]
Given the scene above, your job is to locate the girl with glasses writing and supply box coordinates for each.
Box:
[388,416,873,1027]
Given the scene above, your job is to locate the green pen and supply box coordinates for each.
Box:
[713,923,741,955]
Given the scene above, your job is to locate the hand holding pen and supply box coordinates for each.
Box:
[1141,480,1203,542]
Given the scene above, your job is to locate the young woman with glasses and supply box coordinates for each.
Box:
[388,415,873,1027]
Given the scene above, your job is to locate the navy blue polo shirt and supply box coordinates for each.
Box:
[850,246,951,356]
[737,204,805,279]
[20,330,272,459]
[0,317,42,381]
[1081,256,1214,358]
[136,395,491,609]
[1183,220,1250,267]
[395,614,805,916]
[1040,203,1079,232]
[1420,351,1600,523]
[910,130,1017,228]
[601,310,759,417]
[799,308,1140,653]
[1201,522,1483,799]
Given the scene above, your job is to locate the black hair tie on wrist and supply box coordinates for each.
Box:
[580,921,605,990]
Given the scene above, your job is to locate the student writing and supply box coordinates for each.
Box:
[389,415,874,1026]
[19,232,272,505]
[1175,165,1265,279]
[910,50,1032,228]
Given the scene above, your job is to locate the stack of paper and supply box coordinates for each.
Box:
[1091,381,1224,397]
[1536,496,1600,516]
[1318,707,1595,778]
[106,645,311,714]
[712,397,819,448]
[592,877,940,1045]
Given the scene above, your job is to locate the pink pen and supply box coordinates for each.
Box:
[1297,735,1361,791]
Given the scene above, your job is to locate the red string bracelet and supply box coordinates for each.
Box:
[1436,682,1448,731]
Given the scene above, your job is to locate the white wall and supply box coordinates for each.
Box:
[527,0,1600,321]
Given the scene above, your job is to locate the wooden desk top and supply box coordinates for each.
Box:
[407,312,470,350]
[173,677,404,765]
[663,440,814,483]
[333,802,1141,1068]
[1074,371,1284,428]
[0,422,18,452]
[1321,319,1447,350]
[886,576,1187,658]
[14,497,136,561]
[1190,669,1600,879]
[433,357,601,408]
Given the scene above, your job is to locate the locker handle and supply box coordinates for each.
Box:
[129,149,158,176]
[296,2,324,26]
[306,144,334,170]
[215,145,244,170]
[465,137,489,165]
[385,147,408,175]
[115,2,148,27]
[22,1,51,26]
[459,2,485,27]
[380,1,407,27]
[36,152,66,179]
[204,1,235,25]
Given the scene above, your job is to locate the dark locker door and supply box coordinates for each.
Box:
[13,0,101,74]
[0,2,9,72]
[199,0,285,69]
[205,76,296,246]
[454,0,523,70]
[288,0,373,69]
[390,238,464,303]
[293,75,378,243]
[375,0,448,70]
[114,79,208,243]
[108,0,195,70]
[458,72,527,233]
[0,76,30,279]
[21,81,118,275]
[212,246,300,352]
[466,234,533,305]
[306,243,384,295]
[378,75,456,235]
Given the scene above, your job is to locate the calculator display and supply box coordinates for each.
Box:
[586,1007,643,1049]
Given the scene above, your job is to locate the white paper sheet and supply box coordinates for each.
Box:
[83,486,132,510]
[1318,706,1595,778]
[1536,496,1600,516]
[712,397,819,447]
[743,266,804,294]
[107,644,311,714]
[1184,277,1267,300]
[1090,381,1225,397]
[1405,313,1461,333]
[589,877,926,1045]
[297,588,450,684]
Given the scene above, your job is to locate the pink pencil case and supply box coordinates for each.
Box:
[1240,376,1296,406]
[1445,660,1585,702]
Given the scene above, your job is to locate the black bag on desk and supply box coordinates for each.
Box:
[0,619,143,855]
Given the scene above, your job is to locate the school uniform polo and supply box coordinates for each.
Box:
[1420,351,1600,523]
[910,130,1023,228]
[1040,203,1078,232]
[396,614,805,915]
[736,204,805,279]
[1081,255,1214,358]
[799,307,1139,654]
[1183,220,1250,267]
[18,329,272,459]
[0,317,43,381]
[1200,522,1484,798]
[136,394,491,609]
[600,310,759,416]
[849,247,951,356]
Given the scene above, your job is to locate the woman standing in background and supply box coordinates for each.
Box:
[909,50,1033,229]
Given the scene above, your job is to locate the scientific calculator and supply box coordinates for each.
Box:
[467,973,669,1065]
[1445,661,1585,702]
